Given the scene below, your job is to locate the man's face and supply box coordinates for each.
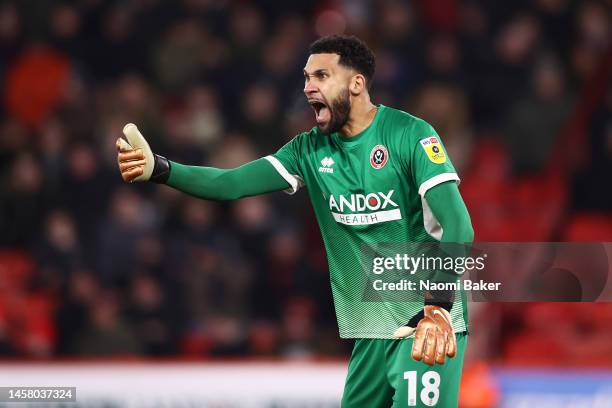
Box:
[303,53,352,134]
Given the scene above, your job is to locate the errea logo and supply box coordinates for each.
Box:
[319,157,334,173]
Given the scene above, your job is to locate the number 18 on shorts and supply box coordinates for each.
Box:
[342,334,467,407]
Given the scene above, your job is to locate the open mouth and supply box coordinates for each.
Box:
[309,99,331,125]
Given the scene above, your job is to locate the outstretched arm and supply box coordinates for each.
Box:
[166,159,290,200]
[116,123,291,200]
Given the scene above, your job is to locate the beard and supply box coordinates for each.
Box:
[318,88,351,135]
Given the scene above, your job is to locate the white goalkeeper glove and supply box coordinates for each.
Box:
[116,123,170,183]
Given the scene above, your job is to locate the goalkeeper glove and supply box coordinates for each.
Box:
[392,305,457,366]
[116,123,170,183]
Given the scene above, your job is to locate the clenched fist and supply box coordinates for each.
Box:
[115,124,170,184]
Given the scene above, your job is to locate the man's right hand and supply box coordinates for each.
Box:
[411,305,456,366]
[116,123,170,184]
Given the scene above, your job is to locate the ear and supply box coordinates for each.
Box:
[349,74,366,96]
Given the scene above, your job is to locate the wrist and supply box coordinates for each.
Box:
[150,154,171,184]
[424,299,453,313]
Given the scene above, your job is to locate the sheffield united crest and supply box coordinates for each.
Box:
[370,145,388,169]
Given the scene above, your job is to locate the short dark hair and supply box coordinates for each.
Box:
[309,35,376,89]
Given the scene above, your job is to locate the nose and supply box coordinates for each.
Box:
[303,80,317,95]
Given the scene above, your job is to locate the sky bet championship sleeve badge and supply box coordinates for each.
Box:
[370,145,389,169]
[419,136,447,164]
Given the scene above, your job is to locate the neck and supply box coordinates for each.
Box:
[340,97,377,138]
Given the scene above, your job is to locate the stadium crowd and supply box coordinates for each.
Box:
[0,0,610,363]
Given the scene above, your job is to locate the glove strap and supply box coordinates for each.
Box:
[151,154,171,184]
[424,287,454,313]
[403,300,452,328]
[424,300,453,313]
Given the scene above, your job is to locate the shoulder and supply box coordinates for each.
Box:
[293,127,319,144]
[379,106,436,143]
[383,106,433,137]
[278,127,316,152]
[286,126,331,153]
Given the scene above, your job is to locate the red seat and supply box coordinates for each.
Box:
[504,332,565,365]
[564,213,612,241]
[0,250,34,291]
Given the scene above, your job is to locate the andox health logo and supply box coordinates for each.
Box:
[328,190,402,225]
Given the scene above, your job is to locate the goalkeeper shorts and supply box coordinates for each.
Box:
[341,333,467,408]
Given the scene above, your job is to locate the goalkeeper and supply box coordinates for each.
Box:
[116,35,473,408]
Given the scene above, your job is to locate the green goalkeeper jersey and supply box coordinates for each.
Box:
[265,105,468,339]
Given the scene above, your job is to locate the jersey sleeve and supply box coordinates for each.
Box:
[264,133,306,194]
[406,120,459,197]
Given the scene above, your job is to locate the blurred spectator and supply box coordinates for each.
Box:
[0,3,22,78]
[424,35,465,85]
[0,322,15,356]
[74,289,142,356]
[239,82,283,153]
[153,18,209,91]
[0,119,29,174]
[37,118,67,192]
[95,187,158,285]
[127,274,176,355]
[229,5,265,64]
[231,196,277,318]
[376,0,416,50]
[88,4,145,79]
[410,83,473,172]
[572,83,612,210]
[261,15,308,91]
[4,46,70,128]
[248,320,281,356]
[185,85,224,151]
[502,54,574,175]
[473,13,541,127]
[59,142,115,250]
[34,210,82,285]
[281,297,316,358]
[55,269,98,355]
[208,132,259,167]
[0,152,47,247]
[534,0,573,56]
[48,3,83,57]
[576,1,610,52]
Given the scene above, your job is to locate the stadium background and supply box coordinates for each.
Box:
[0,0,610,406]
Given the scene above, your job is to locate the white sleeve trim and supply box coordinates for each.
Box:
[264,155,304,195]
[418,172,460,197]
[421,196,443,240]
